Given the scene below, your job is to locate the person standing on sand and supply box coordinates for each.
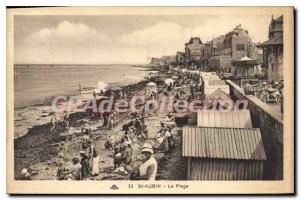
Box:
[108,111,116,130]
[80,151,91,180]
[88,141,99,176]
[50,113,58,132]
[63,111,70,128]
[103,110,110,128]
[142,124,148,139]
[135,117,143,137]
[121,141,133,165]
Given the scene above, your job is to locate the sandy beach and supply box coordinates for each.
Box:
[14,66,194,180]
[14,67,154,176]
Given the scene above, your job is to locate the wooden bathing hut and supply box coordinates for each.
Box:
[205,88,234,109]
[197,110,253,128]
[182,126,266,180]
[204,79,230,96]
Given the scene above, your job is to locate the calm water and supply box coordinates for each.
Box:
[14,64,149,109]
[13,64,151,138]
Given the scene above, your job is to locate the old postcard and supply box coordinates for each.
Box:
[6,7,294,194]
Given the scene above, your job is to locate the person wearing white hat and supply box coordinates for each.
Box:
[20,168,31,180]
[136,143,157,180]
[273,81,279,89]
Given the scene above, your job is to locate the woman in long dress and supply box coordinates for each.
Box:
[89,143,99,176]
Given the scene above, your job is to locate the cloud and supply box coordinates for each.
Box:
[16,20,112,64]
[119,15,270,59]
[24,20,107,47]
[15,15,272,64]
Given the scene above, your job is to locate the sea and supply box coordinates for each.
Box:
[14,64,152,138]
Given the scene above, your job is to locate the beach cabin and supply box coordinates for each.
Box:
[182,126,266,180]
[197,110,253,128]
[204,79,230,96]
[201,72,220,82]
[205,88,234,109]
[146,82,157,97]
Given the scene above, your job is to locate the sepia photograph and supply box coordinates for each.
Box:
[6,6,294,194]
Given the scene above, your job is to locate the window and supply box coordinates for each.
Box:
[236,44,245,51]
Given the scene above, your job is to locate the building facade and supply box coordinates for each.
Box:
[175,51,186,66]
[192,25,262,73]
[258,15,283,81]
[211,25,252,72]
[185,37,205,64]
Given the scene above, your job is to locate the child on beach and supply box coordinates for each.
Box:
[80,151,91,180]
[57,162,66,180]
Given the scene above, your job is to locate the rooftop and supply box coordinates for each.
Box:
[182,126,266,160]
[258,34,283,47]
[197,110,253,128]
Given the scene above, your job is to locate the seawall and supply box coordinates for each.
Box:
[226,80,283,180]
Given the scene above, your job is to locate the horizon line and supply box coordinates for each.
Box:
[14,63,148,66]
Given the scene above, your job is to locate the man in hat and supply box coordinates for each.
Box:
[131,143,157,180]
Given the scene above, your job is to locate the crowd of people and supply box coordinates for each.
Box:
[244,80,284,107]
[20,66,210,181]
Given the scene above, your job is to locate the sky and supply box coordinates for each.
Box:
[14,14,278,65]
